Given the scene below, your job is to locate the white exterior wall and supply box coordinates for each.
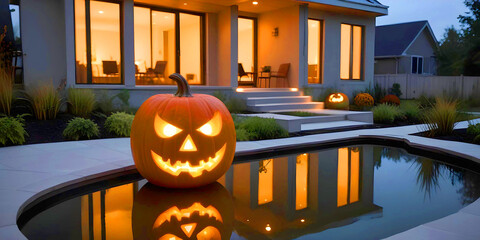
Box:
[21,0,67,90]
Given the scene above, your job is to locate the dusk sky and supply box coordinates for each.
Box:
[376,0,469,41]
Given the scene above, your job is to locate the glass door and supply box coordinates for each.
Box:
[238,17,256,86]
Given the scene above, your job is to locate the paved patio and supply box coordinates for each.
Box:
[1,120,480,239]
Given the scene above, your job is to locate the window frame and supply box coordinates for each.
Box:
[411,55,424,74]
[133,3,207,85]
[307,18,324,85]
[340,23,365,81]
[74,0,124,85]
[238,16,258,83]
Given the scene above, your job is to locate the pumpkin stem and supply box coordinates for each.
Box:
[169,73,193,97]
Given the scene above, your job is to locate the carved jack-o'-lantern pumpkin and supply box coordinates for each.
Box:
[325,93,349,110]
[131,74,236,188]
[132,182,234,240]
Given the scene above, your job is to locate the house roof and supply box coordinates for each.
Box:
[305,0,388,15]
[375,21,438,57]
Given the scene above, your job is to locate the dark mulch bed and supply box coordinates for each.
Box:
[21,112,120,145]
[413,129,477,145]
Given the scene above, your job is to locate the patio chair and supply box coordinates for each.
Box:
[238,63,254,86]
[153,61,167,79]
[271,63,290,87]
[102,61,119,76]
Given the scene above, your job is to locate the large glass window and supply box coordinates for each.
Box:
[75,0,122,84]
[308,19,323,84]
[337,147,360,207]
[340,24,364,80]
[134,7,204,85]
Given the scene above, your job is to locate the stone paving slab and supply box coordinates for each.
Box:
[0,120,480,239]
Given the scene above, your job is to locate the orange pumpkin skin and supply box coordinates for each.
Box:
[130,74,236,188]
[132,182,234,240]
[325,93,349,110]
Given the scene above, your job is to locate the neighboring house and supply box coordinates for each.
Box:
[13,0,387,106]
[375,20,438,75]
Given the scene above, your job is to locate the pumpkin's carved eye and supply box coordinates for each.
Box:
[155,115,182,138]
[197,112,222,136]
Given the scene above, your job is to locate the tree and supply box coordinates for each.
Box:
[436,27,465,76]
[459,0,480,75]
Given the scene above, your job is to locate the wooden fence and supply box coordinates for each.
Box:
[374,74,480,99]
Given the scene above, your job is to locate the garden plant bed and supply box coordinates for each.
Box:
[21,113,119,145]
[412,128,478,145]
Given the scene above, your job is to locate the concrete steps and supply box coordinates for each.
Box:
[237,88,323,112]
[235,88,372,132]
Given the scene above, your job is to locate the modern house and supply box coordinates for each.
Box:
[375,20,438,75]
[10,0,387,107]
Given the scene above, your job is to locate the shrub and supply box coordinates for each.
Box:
[372,104,402,124]
[105,112,134,137]
[212,91,227,103]
[391,83,402,97]
[474,135,480,145]
[63,117,100,140]
[354,93,374,107]
[28,83,62,120]
[400,101,422,122]
[422,98,459,137]
[0,116,28,145]
[238,117,288,140]
[67,88,96,117]
[380,94,400,106]
[96,90,115,114]
[235,128,250,141]
[467,123,480,135]
[226,96,247,113]
[0,68,13,115]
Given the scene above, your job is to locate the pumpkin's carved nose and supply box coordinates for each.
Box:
[180,134,197,152]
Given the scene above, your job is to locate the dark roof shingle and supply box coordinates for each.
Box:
[375,21,428,56]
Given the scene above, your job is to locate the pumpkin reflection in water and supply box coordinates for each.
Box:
[132,182,234,240]
[130,73,236,188]
[325,93,349,110]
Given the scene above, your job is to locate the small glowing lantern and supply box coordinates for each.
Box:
[325,93,349,110]
[132,182,234,240]
[130,73,236,188]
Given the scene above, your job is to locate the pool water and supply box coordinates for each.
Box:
[20,145,480,240]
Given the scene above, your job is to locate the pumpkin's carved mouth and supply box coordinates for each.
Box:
[151,144,227,177]
[153,202,223,229]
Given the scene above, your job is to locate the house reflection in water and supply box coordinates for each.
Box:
[217,146,382,239]
[55,146,381,240]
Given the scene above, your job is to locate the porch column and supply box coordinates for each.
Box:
[123,0,135,87]
[65,0,75,87]
[298,3,308,88]
[217,5,238,88]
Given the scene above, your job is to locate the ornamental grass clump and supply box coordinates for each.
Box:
[0,116,28,145]
[63,117,100,140]
[28,83,62,120]
[238,117,288,140]
[67,88,96,118]
[372,104,402,124]
[422,98,459,137]
[0,68,13,115]
[105,112,134,137]
[400,101,422,123]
